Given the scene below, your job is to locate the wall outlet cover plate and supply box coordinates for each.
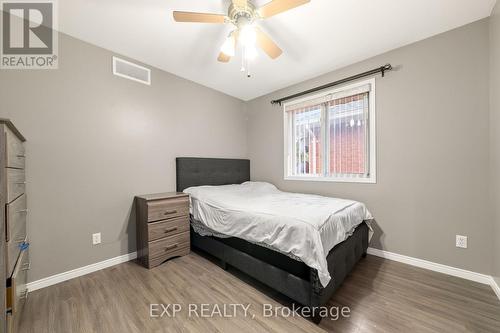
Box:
[456,235,467,249]
[92,233,101,245]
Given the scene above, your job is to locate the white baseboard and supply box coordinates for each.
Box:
[27,252,137,292]
[490,276,500,301]
[26,247,500,303]
[367,247,491,285]
[367,247,500,301]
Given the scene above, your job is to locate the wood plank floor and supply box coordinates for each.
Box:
[18,253,500,333]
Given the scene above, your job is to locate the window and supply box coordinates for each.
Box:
[284,79,376,183]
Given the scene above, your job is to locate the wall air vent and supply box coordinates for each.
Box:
[112,56,151,85]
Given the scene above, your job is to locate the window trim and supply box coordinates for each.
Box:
[283,78,377,184]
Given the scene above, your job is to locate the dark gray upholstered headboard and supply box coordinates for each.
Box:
[176,157,250,192]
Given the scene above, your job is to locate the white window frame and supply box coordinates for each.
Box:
[283,78,377,184]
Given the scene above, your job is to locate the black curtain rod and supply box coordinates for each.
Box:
[270,64,393,106]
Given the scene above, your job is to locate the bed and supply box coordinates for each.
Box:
[176,157,370,321]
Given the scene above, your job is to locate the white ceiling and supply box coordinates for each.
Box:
[59,0,496,100]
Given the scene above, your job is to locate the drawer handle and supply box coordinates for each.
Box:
[17,209,28,214]
[164,227,178,234]
[14,182,26,185]
[16,154,26,158]
[15,238,25,244]
[164,244,178,252]
[22,262,31,271]
[163,210,177,216]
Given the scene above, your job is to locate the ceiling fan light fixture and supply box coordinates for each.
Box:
[239,25,256,47]
[245,45,258,61]
[221,34,236,57]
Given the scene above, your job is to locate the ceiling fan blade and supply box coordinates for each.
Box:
[255,27,282,59]
[217,53,231,63]
[257,0,310,19]
[173,11,226,23]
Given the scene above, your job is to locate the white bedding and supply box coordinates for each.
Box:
[184,182,372,287]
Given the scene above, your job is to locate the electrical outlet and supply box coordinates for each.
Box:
[92,233,101,245]
[456,235,467,249]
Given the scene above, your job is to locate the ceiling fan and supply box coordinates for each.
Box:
[173,0,310,77]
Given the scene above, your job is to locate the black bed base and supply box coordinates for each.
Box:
[191,222,369,308]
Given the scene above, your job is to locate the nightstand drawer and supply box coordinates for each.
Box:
[148,217,189,241]
[148,246,190,268]
[147,197,189,222]
[148,231,190,259]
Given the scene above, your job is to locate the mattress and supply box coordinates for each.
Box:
[184,182,372,287]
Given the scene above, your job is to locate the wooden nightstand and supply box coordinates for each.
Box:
[135,192,190,268]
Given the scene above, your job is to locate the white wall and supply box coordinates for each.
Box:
[246,19,493,275]
[0,33,248,282]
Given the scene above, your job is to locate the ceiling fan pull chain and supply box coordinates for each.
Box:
[247,59,251,78]
[241,45,246,72]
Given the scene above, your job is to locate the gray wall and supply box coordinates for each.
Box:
[0,33,247,282]
[247,19,493,274]
[1,15,498,283]
[491,1,500,285]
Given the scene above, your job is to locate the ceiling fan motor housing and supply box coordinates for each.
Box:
[228,1,257,27]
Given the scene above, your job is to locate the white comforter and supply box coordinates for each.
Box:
[184,182,372,287]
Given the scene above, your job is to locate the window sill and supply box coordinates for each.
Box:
[284,176,377,184]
